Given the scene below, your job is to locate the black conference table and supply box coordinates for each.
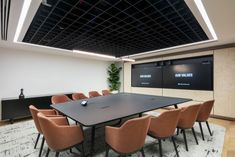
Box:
[51,93,191,156]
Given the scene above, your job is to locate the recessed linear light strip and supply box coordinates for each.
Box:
[13,0,32,42]
[73,50,135,61]
[127,39,216,58]
[121,58,135,62]
[73,50,116,59]
[194,0,217,40]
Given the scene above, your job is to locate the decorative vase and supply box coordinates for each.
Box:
[19,88,25,99]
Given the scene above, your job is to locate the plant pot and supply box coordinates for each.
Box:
[111,90,118,94]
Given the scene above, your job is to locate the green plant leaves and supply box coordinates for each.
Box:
[107,63,122,91]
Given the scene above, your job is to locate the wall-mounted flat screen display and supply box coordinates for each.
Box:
[131,63,162,88]
[131,55,213,90]
[163,62,213,90]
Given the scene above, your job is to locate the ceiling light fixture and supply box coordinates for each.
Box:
[13,0,32,42]
[73,50,116,59]
[121,58,135,62]
[128,39,216,58]
[194,0,218,40]
[41,0,52,7]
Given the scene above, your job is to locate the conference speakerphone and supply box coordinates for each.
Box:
[80,100,88,106]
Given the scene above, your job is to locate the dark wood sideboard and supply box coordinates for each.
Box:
[1,93,72,123]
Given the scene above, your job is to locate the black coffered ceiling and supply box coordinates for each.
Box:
[23,0,209,57]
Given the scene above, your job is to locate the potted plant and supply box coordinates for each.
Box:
[107,63,122,93]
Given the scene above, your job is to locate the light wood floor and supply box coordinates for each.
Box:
[0,114,235,157]
[208,118,235,157]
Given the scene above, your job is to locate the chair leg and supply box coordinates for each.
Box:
[38,136,45,157]
[206,121,213,136]
[140,148,145,157]
[198,122,205,141]
[171,137,179,157]
[55,152,60,157]
[192,127,198,145]
[45,148,50,157]
[34,133,40,149]
[81,143,85,157]
[105,144,110,157]
[158,139,163,157]
[182,129,188,151]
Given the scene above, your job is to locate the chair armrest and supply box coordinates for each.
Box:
[46,115,63,117]
[48,117,69,125]
[105,126,120,146]
[180,107,187,111]
[39,109,56,116]
[148,116,160,133]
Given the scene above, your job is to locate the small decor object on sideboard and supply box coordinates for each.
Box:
[19,88,25,99]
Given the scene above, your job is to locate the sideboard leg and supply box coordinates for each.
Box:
[10,119,14,124]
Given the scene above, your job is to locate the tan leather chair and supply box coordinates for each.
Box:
[37,113,85,157]
[89,91,102,98]
[72,92,88,100]
[51,95,71,104]
[177,104,201,151]
[196,100,214,140]
[148,109,181,157]
[29,105,57,157]
[102,90,110,96]
[105,115,151,157]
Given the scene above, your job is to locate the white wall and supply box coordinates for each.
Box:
[0,47,110,119]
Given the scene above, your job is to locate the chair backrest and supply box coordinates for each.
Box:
[51,95,70,104]
[178,104,201,128]
[72,92,88,100]
[37,113,84,151]
[102,90,110,96]
[37,113,61,150]
[89,91,101,98]
[149,109,181,138]
[106,116,150,153]
[29,105,43,134]
[197,100,214,122]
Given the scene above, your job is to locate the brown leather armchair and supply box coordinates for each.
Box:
[102,90,110,96]
[105,116,150,157]
[89,91,102,98]
[29,105,58,157]
[148,109,181,157]
[72,92,88,100]
[177,104,201,151]
[51,95,71,104]
[37,113,85,157]
[196,100,214,140]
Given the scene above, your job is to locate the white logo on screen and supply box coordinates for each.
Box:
[140,74,151,78]
[175,73,193,78]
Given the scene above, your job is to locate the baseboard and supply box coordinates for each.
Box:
[210,115,235,121]
[163,107,235,121]
[0,117,32,125]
